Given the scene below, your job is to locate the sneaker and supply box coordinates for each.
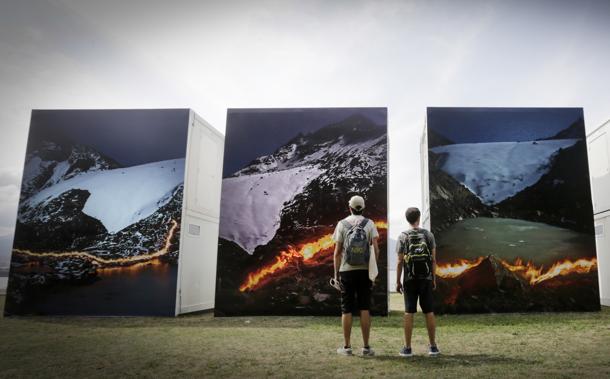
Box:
[428,345,440,356]
[399,346,413,357]
[362,347,375,357]
[337,346,353,356]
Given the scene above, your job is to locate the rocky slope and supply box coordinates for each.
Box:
[9,140,184,285]
[496,140,595,234]
[216,114,388,315]
[428,118,593,236]
[428,151,491,237]
[219,114,387,253]
[21,138,120,201]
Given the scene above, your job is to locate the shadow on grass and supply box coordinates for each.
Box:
[2,293,608,332]
[6,311,608,333]
[372,353,537,367]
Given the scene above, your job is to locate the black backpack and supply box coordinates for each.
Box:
[402,229,433,280]
[341,218,371,265]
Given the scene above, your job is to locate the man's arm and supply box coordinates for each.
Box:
[333,241,343,280]
[396,252,404,294]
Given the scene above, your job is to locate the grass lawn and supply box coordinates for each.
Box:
[0,294,609,378]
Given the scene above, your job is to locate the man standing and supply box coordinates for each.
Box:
[396,207,440,357]
[332,195,380,356]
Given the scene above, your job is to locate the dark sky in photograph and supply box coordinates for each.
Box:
[28,109,190,166]
[223,108,387,177]
[427,107,584,144]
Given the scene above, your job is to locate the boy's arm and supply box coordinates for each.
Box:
[333,241,343,280]
[396,252,404,294]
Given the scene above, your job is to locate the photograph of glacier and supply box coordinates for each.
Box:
[5,109,189,316]
[215,108,388,316]
[427,107,599,313]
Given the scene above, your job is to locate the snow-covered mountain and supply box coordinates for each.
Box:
[21,158,185,233]
[219,114,387,254]
[13,138,185,259]
[430,139,579,204]
[21,140,120,201]
[220,166,323,253]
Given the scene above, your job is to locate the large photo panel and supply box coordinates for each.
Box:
[5,109,189,316]
[216,108,388,316]
[427,107,599,313]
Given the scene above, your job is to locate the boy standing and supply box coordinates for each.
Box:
[396,207,440,357]
[332,195,380,356]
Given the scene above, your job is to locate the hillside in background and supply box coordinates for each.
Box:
[216,114,388,315]
[430,139,579,205]
[428,118,594,236]
[497,140,594,233]
[6,136,185,315]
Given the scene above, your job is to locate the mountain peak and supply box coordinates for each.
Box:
[428,129,455,148]
[232,114,386,177]
[21,140,122,201]
[305,114,383,146]
[539,117,585,140]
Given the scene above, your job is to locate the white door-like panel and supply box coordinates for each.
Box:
[178,214,219,313]
[185,119,223,219]
[595,214,610,306]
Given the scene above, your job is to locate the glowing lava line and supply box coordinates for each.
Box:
[502,257,598,285]
[435,257,485,278]
[13,220,179,267]
[435,256,598,285]
[239,221,388,292]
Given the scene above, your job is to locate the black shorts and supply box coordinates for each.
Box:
[404,279,434,313]
[339,270,372,314]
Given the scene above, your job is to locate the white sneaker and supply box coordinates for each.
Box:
[337,346,353,356]
[399,346,413,357]
[362,347,375,356]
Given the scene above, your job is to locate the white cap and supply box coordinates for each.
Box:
[348,195,365,210]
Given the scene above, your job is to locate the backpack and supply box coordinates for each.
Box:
[403,229,433,280]
[341,218,371,266]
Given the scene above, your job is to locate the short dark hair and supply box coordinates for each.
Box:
[350,207,364,215]
[405,207,421,225]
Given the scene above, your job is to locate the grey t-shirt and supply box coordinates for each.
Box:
[332,215,379,272]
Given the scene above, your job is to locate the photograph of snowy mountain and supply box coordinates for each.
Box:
[216,108,388,316]
[427,107,599,313]
[5,109,189,316]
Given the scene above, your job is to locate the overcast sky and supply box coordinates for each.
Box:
[1,0,610,266]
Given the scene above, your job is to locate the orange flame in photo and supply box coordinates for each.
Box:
[528,258,597,285]
[500,258,544,283]
[238,248,302,292]
[435,257,484,278]
[239,220,388,292]
[436,256,597,285]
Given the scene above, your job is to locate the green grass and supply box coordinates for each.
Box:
[1,294,609,378]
